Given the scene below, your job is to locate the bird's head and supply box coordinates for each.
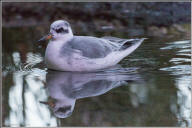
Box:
[38,20,73,42]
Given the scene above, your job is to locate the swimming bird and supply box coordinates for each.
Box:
[38,20,146,71]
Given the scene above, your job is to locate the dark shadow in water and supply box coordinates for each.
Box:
[40,66,143,118]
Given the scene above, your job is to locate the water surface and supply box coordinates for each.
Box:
[2,27,191,127]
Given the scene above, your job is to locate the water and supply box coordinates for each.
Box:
[2,27,191,127]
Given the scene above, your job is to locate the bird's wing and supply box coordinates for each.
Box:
[101,36,134,43]
[67,36,117,59]
[62,36,146,59]
[102,36,146,50]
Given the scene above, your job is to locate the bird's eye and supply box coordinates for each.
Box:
[56,28,64,33]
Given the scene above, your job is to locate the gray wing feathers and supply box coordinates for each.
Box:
[102,36,146,50]
[69,36,113,58]
[62,36,145,59]
[102,36,135,44]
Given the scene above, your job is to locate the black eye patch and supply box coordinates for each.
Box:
[56,28,69,33]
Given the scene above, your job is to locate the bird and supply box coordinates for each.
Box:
[38,20,146,72]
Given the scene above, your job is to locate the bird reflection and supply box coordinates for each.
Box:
[40,66,143,118]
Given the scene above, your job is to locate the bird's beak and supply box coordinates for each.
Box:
[39,101,55,108]
[38,33,53,42]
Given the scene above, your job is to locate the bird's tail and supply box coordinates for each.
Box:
[120,38,147,51]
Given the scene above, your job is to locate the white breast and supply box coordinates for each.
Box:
[45,39,69,70]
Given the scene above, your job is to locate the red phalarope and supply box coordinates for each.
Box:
[38,20,146,71]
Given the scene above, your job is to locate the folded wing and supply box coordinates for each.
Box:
[67,36,145,59]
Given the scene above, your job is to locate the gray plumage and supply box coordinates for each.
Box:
[60,36,142,59]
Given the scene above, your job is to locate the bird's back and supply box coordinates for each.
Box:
[67,36,113,58]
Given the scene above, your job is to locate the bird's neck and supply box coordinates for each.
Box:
[47,33,73,54]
